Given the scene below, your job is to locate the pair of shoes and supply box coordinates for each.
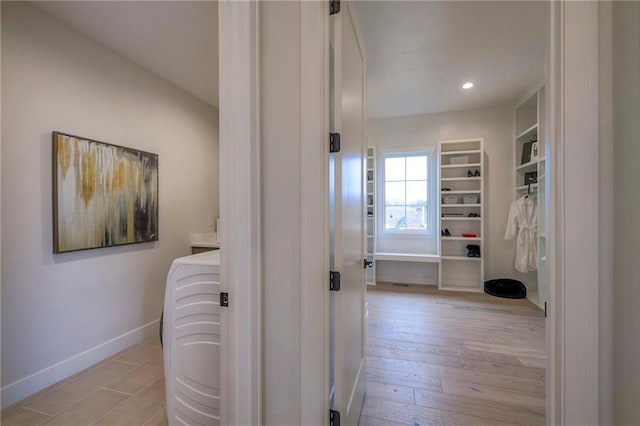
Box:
[468,213,480,217]
[441,187,451,191]
[467,169,481,177]
[441,228,451,237]
[466,244,481,257]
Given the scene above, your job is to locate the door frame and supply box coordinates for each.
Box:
[547,1,604,424]
[218,2,262,424]
[219,1,607,424]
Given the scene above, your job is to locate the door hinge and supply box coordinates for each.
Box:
[329,0,341,15]
[330,133,341,153]
[330,409,341,426]
[330,271,341,291]
[220,292,229,307]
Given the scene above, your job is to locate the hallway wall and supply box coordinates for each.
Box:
[1,2,219,406]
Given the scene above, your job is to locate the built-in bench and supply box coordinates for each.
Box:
[374,252,440,263]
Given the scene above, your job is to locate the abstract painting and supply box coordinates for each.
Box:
[53,132,158,253]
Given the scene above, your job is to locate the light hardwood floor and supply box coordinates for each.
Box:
[360,283,546,426]
[1,339,167,426]
[3,284,544,426]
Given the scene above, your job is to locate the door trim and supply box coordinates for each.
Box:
[300,1,331,423]
[548,1,602,424]
[218,2,262,424]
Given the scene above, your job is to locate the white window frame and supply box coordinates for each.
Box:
[378,149,436,236]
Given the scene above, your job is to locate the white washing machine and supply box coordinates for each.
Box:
[163,250,221,425]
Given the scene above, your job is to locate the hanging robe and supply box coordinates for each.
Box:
[504,196,538,273]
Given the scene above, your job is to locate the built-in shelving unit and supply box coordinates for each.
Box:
[514,85,547,309]
[438,139,485,292]
[365,146,376,285]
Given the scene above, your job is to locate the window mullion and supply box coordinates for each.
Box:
[404,156,408,230]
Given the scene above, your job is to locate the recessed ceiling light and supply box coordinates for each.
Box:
[462,82,474,89]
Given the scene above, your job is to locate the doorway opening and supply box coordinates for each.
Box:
[350,2,549,424]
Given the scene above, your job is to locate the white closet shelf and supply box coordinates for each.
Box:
[438,138,484,293]
[516,161,537,171]
[441,237,481,241]
[441,256,482,262]
[516,123,538,140]
[441,177,481,182]
[440,190,481,194]
[441,163,481,169]
[440,149,482,156]
[366,145,376,289]
[374,252,440,263]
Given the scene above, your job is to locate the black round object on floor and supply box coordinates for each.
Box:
[484,279,526,299]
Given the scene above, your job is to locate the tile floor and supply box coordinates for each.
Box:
[1,339,166,426]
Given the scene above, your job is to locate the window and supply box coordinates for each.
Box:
[382,152,429,232]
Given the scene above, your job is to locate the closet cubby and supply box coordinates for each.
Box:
[365,146,376,285]
[438,139,485,292]
[514,85,547,309]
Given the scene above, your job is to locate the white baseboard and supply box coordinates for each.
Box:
[1,319,159,409]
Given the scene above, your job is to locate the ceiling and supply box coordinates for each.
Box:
[30,1,218,107]
[354,1,548,118]
[27,1,544,116]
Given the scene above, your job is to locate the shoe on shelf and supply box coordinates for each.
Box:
[474,169,481,177]
[444,228,451,237]
[441,187,451,191]
[466,244,481,257]
[467,170,474,177]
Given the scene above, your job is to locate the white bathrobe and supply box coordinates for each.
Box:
[505,196,538,273]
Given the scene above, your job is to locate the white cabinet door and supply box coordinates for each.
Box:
[330,3,366,424]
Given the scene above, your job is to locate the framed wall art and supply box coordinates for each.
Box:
[52,131,159,253]
[521,141,533,165]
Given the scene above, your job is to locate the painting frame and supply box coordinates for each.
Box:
[52,131,159,253]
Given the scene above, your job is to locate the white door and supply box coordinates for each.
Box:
[330,3,366,425]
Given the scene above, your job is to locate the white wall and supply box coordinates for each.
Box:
[368,106,535,288]
[612,2,640,422]
[1,2,219,406]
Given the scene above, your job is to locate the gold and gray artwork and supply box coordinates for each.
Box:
[53,132,158,253]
